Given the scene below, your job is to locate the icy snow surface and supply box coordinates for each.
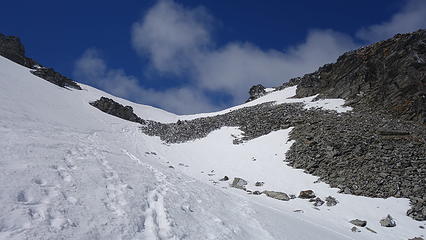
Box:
[0,56,424,239]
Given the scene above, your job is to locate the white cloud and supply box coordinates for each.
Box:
[132,0,211,74]
[356,0,426,42]
[74,49,219,114]
[75,0,423,114]
[131,0,358,105]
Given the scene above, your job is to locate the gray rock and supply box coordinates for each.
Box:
[90,97,145,124]
[231,177,248,190]
[325,196,338,206]
[255,181,264,187]
[313,197,324,206]
[299,190,316,199]
[219,176,229,181]
[350,219,367,227]
[246,84,266,102]
[351,226,360,232]
[380,215,396,227]
[262,191,290,201]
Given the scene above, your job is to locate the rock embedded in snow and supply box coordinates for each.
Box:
[231,177,248,190]
[262,191,290,201]
[298,190,316,199]
[90,97,145,124]
[325,196,338,206]
[219,176,229,181]
[350,219,367,227]
[380,215,396,227]
[408,237,424,240]
[312,197,324,207]
[351,226,360,232]
[255,181,264,187]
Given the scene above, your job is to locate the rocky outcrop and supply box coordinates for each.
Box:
[31,67,82,90]
[298,190,316,199]
[0,33,36,68]
[284,29,426,124]
[90,97,145,124]
[246,84,266,102]
[0,33,81,90]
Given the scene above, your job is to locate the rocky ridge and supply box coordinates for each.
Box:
[0,33,81,90]
[143,30,426,221]
[283,29,426,124]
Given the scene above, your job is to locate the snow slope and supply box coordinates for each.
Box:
[0,55,424,239]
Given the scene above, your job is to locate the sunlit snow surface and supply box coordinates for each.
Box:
[0,56,424,239]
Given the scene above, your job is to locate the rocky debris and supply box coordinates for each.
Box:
[380,215,396,227]
[298,190,316,199]
[286,108,426,220]
[246,84,266,102]
[255,181,264,187]
[231,177,248,190]
[350,219,367,227]
[285,30,426,124]
[253,191,262,195]
[31,67,82,90]
[90,97,145,124]
[0,33,82,90]
[289,194,296,199]
[408,237,424,240]
[262,191,290,201]
[351,226,360,232]
[407,198,426,221]
[325,196,338,206]
[311,197,324,206]
[219,176,229,181]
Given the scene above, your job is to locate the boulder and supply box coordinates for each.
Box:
[262,191,290,201]
[325,196,338,206]
[350,219,367,227]
[298,190,316,199]
[231,177,248,190]
[380,215,396,227]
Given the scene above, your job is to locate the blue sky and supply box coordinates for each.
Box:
[2,0,426,114]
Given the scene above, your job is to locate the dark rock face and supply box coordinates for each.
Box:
[0,33,36,68]
[0,33,81,90]
[31,67,82,90]
[285,30,426,124]
[90,97,145,124]
[246,84,266,102]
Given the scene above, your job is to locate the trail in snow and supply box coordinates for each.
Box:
[123,149,176,240]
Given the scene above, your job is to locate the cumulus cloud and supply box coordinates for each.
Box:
[131,0,357,105]
[132,0,211,74]
[74,49,219,114]
[356,0,426,42]
[75,0,423,114]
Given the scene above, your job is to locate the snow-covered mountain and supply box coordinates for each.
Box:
[0,31,425,240]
